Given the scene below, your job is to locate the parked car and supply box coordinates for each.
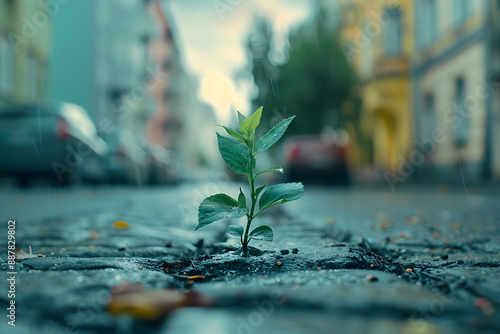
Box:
[282,134,350,185]
[105,131,149,185]
[141,141,179,185]
[0,102,109,186]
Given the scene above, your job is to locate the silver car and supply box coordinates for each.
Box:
[105,131,150,185]
[0,102,109,186]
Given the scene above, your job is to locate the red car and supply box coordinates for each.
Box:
[283,135,350,185]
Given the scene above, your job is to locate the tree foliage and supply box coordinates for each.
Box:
[248,8,361,137]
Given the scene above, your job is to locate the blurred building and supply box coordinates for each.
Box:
[490,1,500,178]
[47,0,218,169]
[49,0,152,136]
[146,1,219,168]
[411,0,495,181]
[338,0,414,172]
[0,0,51,107]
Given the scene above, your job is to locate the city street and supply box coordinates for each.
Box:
[1,182,499,333]
[2,1,500,333]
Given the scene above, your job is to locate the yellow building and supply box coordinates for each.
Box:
[339,0,414,172]
[0,0,51,107]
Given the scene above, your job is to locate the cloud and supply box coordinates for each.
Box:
[165,0,313,121]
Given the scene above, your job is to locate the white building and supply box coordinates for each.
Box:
[412,0,498,181]
[49,0,152,138]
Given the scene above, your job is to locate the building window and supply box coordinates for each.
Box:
[23,54,38,101]
[454,77,469,147]
[453,0,469,28]
[0,37,15,94]
[383,8,402,55]
[360,39,374,77]
[416,0,437,49]
[424,93,436,142]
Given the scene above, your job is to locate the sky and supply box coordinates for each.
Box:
[166,0,313,122]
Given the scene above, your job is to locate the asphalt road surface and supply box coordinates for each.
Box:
[0,182,499,334]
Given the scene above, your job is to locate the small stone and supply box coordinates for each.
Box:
[440,254,449,260]
[317,267,321,270]
[38,254,43,257]
[370,264,375,268]
[398,232,405,239]
[60,248,66,252]
[292,248,299,254]
[139,266,143,270]
[406,268,413,273]
[280,249,290,255]
[366,274,378,282]
[276,261,282,266]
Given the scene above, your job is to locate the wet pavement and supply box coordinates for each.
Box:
[0,182,499,333]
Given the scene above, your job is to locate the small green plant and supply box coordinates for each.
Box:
[195,106,304,256]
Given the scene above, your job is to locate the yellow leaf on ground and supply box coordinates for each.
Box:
[106,282,215,320]
[113,221,129,229]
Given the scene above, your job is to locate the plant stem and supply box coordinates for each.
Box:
[242,139,256,256]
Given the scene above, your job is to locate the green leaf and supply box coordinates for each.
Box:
[255,183,267,198]
[237,111,246,127]
[255,165,284,178]
[218,125,247,144]
[239,106,263,135]
[249,225,274,241]
[256,116,295,152]
[238,188,246,207]
[259,182,304,210]
[196,194,249,230]
[217,133,251,174]
[227,225,244,237]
